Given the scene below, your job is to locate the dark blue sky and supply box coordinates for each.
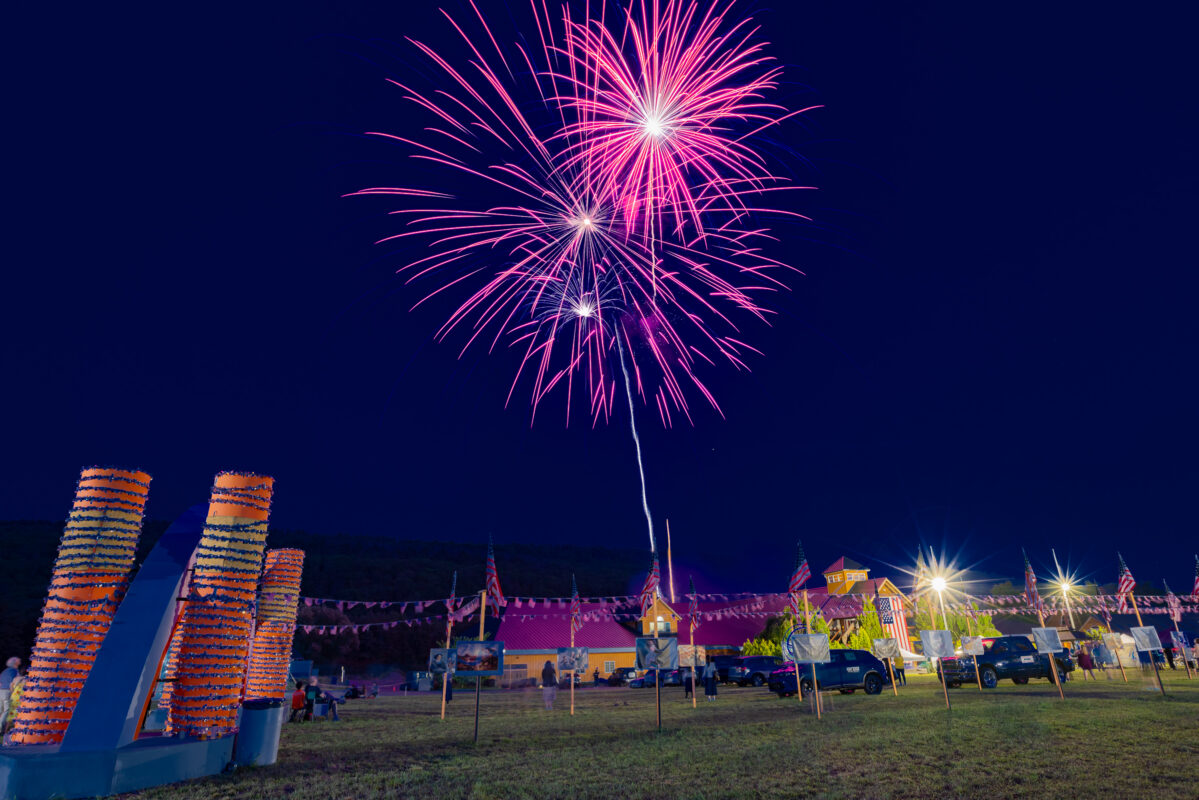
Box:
[4,2,1196,593]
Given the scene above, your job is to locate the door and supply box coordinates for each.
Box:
[840,650,864,687]
[1009,638,1039,677]
[822,650,846,687]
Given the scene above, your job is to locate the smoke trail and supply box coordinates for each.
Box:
[617,331,655,552]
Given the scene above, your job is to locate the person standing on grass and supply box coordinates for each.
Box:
[893,656,906,686]
[541,661,557,710]
[702,661,718,701]
[290,682,306,722]
[1077,647,1097,680]
[683,667,694,699]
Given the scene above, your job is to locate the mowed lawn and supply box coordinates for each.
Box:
[133,671,1199,799]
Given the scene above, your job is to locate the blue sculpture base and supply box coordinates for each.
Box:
[0,735,233,800]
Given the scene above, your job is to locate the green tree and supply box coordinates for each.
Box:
[909,599,1000,648]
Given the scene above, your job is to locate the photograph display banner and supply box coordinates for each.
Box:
[787,633,831,664]
[1101,633,1124,650]
[872,638,900,660]
[1170,631,1190,650]
[455,640,504,676]
[1031,627,1063,654]
[1130,626,1163,652]
[428,648,457,675]
[635,637,679,670]
[960,635,985,656]
[557,647,589,673]
[920,630,954,659]
[678,645,706,669]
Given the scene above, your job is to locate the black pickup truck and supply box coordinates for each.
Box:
[938,635,1073,688]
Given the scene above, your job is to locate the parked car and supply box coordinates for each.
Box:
[629,669,679,688]
[607,667,639,686]
[767,649,891,697]
[728,656,785,687]
[557,673,581,688]
[938,636,1074,688]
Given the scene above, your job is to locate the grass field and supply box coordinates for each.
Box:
[133,670,1199,799]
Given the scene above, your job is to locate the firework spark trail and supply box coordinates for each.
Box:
[352,0,811,427]
[617,327,655,551]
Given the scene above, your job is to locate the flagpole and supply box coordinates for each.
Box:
[441,572,456,721]
[804,589,820,719]
[1101,600,1128,683]
[873,588,898,697]
[690,613,697,710]
[1033,580,1065,700]
[570,625,576,715]
[474,589,485,744]
[965,605,982,692]
[1165,582,1192,680]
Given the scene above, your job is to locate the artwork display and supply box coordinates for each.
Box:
[678,645,706,669]
[872,638,900,660]
[1031,627,1063,654]
[456,641,504,676]
[635,637,679,670]
[960,636,985,656]
[1102,633,1124,650]
[1130,626,1163,652]
[556,647,589,673]
[787,633,831,664]
[920,630,954,659]
[429,648,457,675]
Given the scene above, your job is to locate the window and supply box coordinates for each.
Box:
[830,651,845,663]
[990,642,1008,655]
[604,660,615,674]
[842,651,858,661]
[1012,639,1034,653]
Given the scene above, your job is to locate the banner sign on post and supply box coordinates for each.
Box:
[872,638,900,660]
[635,637,678,670]
[556,647,588,673]
[1170,631,1190,650]
[920,630,954,659]
[1101,632,1124,650]
[428,648,457,675]
[678,645,706,669]
[960,636,985,656]
[787,633,831,664]
[1130,627,1163,652]
[1032,627,1064,653]
[455,640,504,676]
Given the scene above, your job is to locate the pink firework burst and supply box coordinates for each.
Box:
[351,0,812,426]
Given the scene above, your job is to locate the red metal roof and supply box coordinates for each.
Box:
[822,556,865,575]
[496,603,638,650]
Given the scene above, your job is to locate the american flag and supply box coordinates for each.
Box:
[1164,580,1181,624]
[1116,552,1135,613]
[688,576,699,632]
[788,540,811,618]
[1098,593,1112,625]
[570,575,583,635]
[447,570,457,612]
[1192,554,1199,599]
[640,552,660,619]
[484,536,505,616]
[877,596,911,654]
[1023,549,1043,617]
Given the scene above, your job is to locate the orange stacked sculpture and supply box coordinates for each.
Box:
[244,549,305,701]
[165,472,273,738]
[8,467,152,744]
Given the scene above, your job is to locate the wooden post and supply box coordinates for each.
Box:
[1034,598,1064,699]
[966,612,982,692]
[1127,590,1165,693]
[473,590,485,744]
[804,590,820,718]
[690,617,697,710]
[440,613,452,720]
[885,658,898,697]
[654,619,662,731]
[570,627,576,716]
[1171,613,1193,680]
[938,656,951,710]
[1104,614,1128,683]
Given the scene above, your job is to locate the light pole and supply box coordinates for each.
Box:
[1058,579,1077,631]
[930,574,951,710]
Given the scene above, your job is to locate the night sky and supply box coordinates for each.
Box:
[5,2,1197,593]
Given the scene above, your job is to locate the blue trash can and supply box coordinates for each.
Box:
[233,700,285,767]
